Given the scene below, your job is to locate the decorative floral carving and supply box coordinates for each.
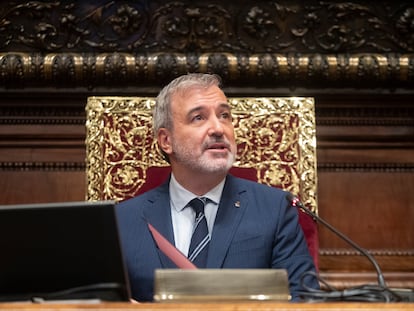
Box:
[109,4,142,36]
[396,8,414,35]
[0,2,413,89]
[395,7,414,50]
[243,6,275,39]
[0,1,413,53]
[152,2,231,50]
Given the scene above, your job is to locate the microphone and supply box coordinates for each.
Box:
[286,193,402,302]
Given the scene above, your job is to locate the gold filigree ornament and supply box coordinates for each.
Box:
[86,96,317,214]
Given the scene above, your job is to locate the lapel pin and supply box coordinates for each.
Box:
[234,201,240,208]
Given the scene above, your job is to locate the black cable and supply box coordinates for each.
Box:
[30,282,126,302]
[298,271,402,302]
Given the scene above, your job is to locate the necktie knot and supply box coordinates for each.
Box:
[189,197,206,215]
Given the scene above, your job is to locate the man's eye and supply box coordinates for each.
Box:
[221,112,232,120]
[192,115,203,121]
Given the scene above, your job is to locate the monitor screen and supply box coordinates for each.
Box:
[0,201,131,302]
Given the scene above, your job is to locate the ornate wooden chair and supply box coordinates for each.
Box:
[85,96,319,267]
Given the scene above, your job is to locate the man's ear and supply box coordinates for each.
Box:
[157,128,172,155]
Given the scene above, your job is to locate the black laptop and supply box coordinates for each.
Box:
[0,200,131,302]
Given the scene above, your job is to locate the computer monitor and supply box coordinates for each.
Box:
[0,200,131,302]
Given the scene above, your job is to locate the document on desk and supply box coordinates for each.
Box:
[147,223,197,269]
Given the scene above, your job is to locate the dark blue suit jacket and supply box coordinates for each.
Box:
[116,174,319,301]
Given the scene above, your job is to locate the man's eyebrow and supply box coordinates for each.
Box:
[219,103,232,110]
[187,105,203,116]
[187,103,231,115]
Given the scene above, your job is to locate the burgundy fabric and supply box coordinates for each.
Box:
[135,167,258,195]
[135,167,172,196]
[298,212,319,269]
[132,166,318,268]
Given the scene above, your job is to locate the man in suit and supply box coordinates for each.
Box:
[116,73,319,302]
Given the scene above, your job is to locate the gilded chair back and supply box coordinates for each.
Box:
[85,96,319,266]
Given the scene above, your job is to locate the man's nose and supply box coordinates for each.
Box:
[207,116,224,136]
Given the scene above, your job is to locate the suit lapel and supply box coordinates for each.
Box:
[142,180,178,268]
[207,175,248,268]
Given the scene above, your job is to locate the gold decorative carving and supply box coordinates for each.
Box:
[86,97,317,214]
[0,53,413,89]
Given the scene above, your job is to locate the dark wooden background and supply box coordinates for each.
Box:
[0,0,413,289]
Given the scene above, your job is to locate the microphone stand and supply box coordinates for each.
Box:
[286,193,403,302]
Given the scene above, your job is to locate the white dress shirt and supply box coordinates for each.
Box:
[169,173,225,256]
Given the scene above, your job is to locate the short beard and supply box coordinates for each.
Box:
[171,139,235,174]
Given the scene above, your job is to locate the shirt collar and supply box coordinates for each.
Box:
[169,173,226,212]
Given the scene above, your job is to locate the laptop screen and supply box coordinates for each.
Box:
[0,201,131,302]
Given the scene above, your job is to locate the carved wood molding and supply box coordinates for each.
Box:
[0,52,413,89]
[1,96,412,122]
[316,106,414,127]
[1,1,414,90]
[0,105,84,124]
[1,1,413,54]
[0,162,85,171]
[1,161,413,173]
[318,163,414,172]
[320,248,414,257]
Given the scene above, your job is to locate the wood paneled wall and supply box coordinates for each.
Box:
[0,0,413,290]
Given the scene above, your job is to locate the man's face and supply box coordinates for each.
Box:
[158,85,237,176]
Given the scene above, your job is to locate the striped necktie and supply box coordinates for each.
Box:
[187,197,210,267]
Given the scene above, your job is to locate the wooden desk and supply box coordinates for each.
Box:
[0,302,413,311]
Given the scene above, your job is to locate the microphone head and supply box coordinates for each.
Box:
[286,193,316,221]
[285,193,303,208]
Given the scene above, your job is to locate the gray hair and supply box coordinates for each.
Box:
[153,73,222,136]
